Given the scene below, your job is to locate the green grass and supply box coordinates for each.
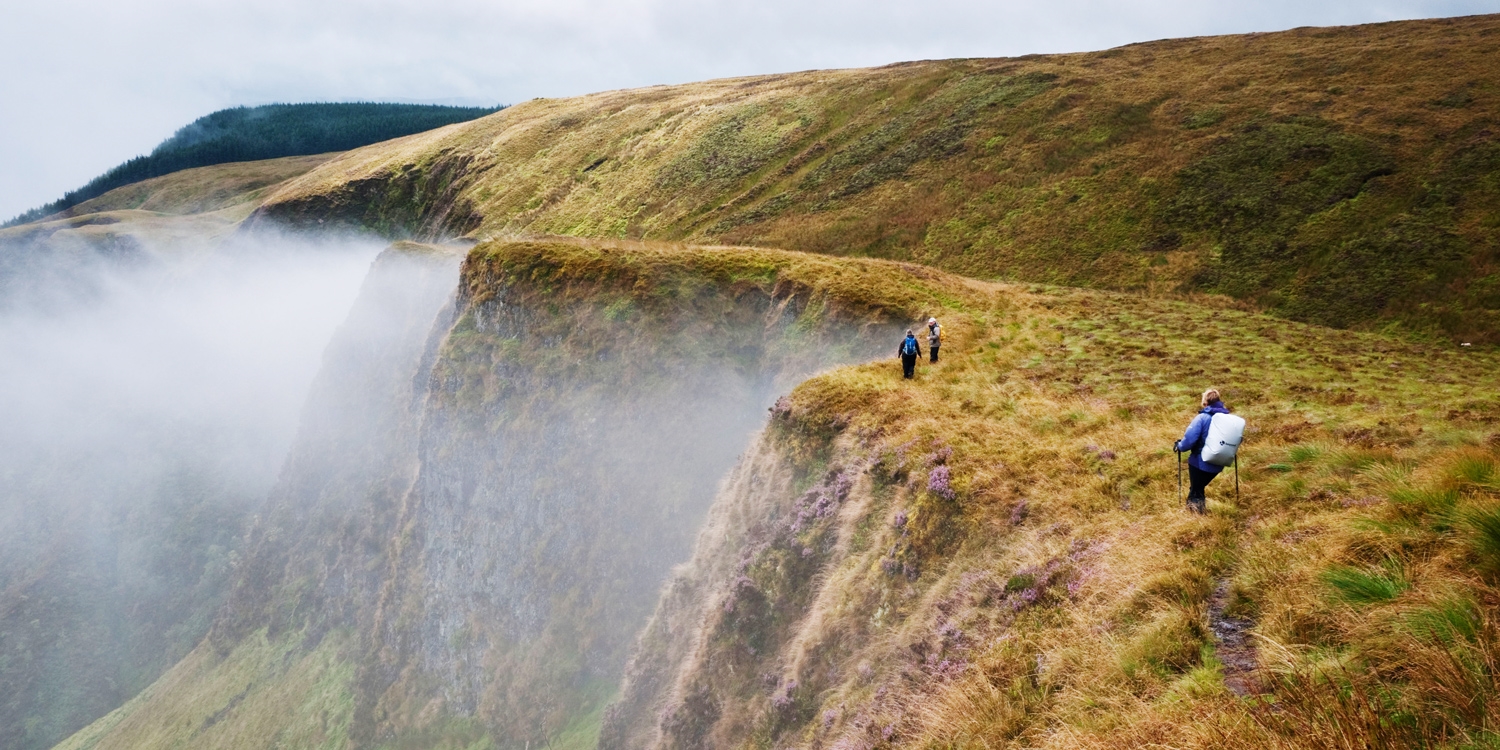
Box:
[1323,561,1410,605]
[40,230,1500,750]
[53,628,357,750]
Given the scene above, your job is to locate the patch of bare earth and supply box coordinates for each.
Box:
[1208,578,1261,696]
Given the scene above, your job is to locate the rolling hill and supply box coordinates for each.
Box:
[5,103,501,227]
[246,15,1500,344]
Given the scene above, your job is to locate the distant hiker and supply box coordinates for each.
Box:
[1173,388,1244,514]
[898,329,923,379]
[927,318,942,363]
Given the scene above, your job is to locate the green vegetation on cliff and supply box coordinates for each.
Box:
[21,13,1500,750]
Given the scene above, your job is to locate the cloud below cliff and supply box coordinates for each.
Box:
[0,235,380,533]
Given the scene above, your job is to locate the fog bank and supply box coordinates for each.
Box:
[0,232,382,750]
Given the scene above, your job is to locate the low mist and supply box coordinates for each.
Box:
[0,230,382,750]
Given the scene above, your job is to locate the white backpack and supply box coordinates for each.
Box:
[1201,413,1246,467]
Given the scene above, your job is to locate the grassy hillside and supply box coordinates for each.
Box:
[21,14,1500,750]
[603,245,1500,749]
[55,236,1500,750]
[6,103,501,227]
[0,155,337,281]
[61,154,337,217]
[249,14,1500,344]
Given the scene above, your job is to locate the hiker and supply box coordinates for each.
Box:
[1174,388,1231,514]
[897,329,923,379]
[927,317,942,363]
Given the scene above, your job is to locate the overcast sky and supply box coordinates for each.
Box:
[2,0,1497,221]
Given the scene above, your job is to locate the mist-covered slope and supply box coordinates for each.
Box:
[15,13,1500,750]
[250,14,1500,342]
[58,239,955,749]
[0,155,341,297]
[0,233,380,750]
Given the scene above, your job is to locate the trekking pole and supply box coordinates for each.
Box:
[1234,455,1240,502]
[1176,444,1182,504]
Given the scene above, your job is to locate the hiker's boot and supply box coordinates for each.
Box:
[1187,492,1207,514]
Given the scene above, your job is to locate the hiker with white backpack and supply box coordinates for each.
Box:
[1173,388,1245,514]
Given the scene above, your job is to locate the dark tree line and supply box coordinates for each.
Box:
[6,102,503,226]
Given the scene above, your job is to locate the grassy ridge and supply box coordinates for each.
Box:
[44,237,1500,749]
[252,14,1500,343]
[603,246,1500,747]
[59,154,337,218]
[6,103,501,227]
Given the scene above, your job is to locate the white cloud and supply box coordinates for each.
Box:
[2,0,1496,220]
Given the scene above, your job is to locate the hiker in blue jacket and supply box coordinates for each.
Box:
[897,329,922,379]
[1174,388,1229,514]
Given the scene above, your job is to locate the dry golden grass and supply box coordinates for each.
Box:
[0,155,335,256]
[63,154,336,217]
[45,235,1500,749]
[250,14,1500,342]
[600,238,1500,748]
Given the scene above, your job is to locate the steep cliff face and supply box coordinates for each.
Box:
[354,241,923,746]
[216,241,467,645]
[41,229,1500,750]
[61,238,967,749]
[0,231,379,750]
[39,241,453,750]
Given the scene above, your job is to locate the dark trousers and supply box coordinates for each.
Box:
[1187,465,1215,513]
[901,354,917,378]
[930,345,939,363]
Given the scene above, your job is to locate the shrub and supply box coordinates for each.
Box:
[927,465,956,501]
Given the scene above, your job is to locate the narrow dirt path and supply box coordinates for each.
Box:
[1208,578,1261,696]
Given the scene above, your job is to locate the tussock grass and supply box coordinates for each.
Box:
[601,237,1500,748]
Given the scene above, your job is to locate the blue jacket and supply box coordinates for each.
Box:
[1176,403,1230,475]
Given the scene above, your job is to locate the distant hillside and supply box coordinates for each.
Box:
[250,14,1500,344]
[5,103,501,226]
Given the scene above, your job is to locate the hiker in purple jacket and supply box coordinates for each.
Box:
[1174,388,1230,514]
